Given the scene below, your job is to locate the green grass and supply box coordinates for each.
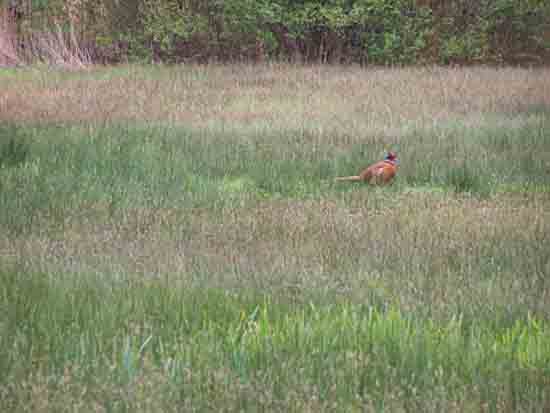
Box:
[1,65,550,411]
[2,268,550,412]
[1,116,549,233]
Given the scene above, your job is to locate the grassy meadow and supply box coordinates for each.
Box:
[1,64,550,412]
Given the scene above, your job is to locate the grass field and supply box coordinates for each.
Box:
[1,64,550,412]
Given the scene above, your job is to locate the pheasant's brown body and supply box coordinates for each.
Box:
[335,152,398,185]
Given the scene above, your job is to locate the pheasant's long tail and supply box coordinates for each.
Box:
[335,175,362,182]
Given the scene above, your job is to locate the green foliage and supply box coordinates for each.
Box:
[349,0,433,64]
[439,0,550,64]
[12,0,550,64]
[139,0,200,49]
[222,0,271,34]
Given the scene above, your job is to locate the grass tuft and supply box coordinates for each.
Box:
[445,162,485,194]
[0,124,30,168]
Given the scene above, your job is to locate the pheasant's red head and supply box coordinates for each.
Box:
[385,151,397,161]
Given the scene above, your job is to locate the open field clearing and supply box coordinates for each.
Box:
[1,64,550,412]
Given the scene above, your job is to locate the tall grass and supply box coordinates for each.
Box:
[2,268,550,412]
[1,116,548,222]
[1,65,550,411]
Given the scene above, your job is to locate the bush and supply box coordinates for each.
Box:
[5,0,550,64]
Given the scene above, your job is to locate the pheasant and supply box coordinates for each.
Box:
[335,151,399,185]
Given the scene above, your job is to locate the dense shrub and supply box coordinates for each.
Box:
[3,0,550,65]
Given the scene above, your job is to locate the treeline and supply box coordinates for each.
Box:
[4,0,550,65]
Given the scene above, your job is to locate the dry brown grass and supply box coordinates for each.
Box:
[2,357,513,413]
[2,65,549,133]
[0,9,21,67]
[4,189,548,320]
[0,6,92,70]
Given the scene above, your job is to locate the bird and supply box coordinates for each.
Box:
[335,151,399,185]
